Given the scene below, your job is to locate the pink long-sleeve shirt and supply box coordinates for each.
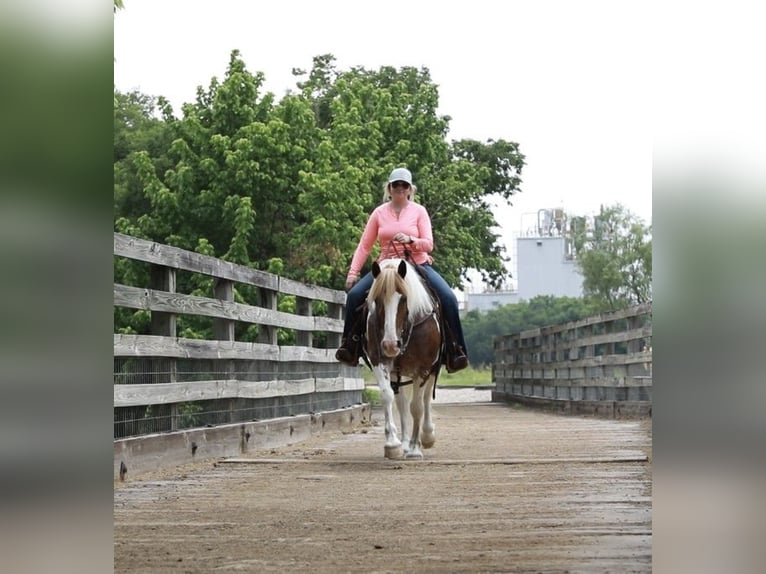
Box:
[347,201,434,280]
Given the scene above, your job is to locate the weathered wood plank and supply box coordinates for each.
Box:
[113,334,341,362]
[503,303,651,342]
[493,376,653,388]
[279,276,346,304]
[279,346,338,363]
[314,377,366,393]
[493,392,652,418]
[494,351,652,370]
[313,316,343,332]
[114,284,344,332]
[115,233,346,304]
[113,334,279,360]
[114,232,278,290]
[114,378,317,407]
[523,326,652,350]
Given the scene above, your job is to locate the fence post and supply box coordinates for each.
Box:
[326,302,342,349]
[150,264,176,336]
[150,264,177,430]
[213,278,235,341]
[213,278,236,423]
[257,287,279,345]
[296,296,313,348]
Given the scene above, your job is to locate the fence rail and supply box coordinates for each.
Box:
[492,302,652,418]
[113,233,361,440]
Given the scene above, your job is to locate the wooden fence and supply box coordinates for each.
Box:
[113,233,364,442]
[492,302,652,418]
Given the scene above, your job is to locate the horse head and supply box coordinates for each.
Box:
[369,260,410,358]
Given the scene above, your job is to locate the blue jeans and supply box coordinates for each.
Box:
[343,264,467,353]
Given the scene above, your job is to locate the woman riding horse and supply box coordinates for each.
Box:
[335,167,468,372]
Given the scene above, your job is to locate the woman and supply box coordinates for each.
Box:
[335,167,469,372]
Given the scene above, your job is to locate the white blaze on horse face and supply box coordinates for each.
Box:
[381,292,403,358]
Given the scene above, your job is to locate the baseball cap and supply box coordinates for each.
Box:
[387,167,412,185]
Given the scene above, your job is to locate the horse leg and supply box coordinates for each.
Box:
[421,374,436,449]
[406,379,426,459]
[395,385,411,455]
[373,365,402,459]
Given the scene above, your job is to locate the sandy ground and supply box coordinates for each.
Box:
[114,391,651,573]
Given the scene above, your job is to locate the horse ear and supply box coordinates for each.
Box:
[372,261,381,278]
[397,260,407,278]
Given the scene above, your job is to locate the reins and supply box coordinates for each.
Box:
[388,239,413,263]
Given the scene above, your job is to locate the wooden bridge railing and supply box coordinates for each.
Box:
[113,233,362,439]
[492,302,652,418]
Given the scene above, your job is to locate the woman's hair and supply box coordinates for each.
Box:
[381,182,417,203]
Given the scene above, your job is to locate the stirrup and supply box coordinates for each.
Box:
[445,345,468,373]
[446,354,468,373]
[335,337,360,366]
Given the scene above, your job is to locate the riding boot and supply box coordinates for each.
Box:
[446,342,469,373]
[444,326,469,373]
[335,306,364,366]
[335,334,362,366]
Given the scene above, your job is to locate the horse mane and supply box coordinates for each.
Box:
[368,259,434,320]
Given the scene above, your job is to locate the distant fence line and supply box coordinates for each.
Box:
[492,302,652,418]
[113,233,363,440]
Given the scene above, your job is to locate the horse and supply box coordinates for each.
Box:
[364,258,443,459]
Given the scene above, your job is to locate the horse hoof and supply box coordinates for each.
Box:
[422,436,436,449]
[384,445,403,459]
[405,450,423,460]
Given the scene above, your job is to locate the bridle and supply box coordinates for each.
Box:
[396,302,437,358]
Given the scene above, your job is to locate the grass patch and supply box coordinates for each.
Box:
[362,387,380,406]
[362,367,492,388]
[437,367,492,387]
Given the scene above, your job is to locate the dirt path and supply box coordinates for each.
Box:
[114,398,651,573]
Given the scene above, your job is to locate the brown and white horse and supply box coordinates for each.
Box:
[365,259,442,459]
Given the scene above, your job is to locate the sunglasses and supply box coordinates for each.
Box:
[391,181,411,190]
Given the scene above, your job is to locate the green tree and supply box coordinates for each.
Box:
[114,51,527,335]
[462,296,598,366]
[114,90,174,222]
[290,55,525,288]
[572,204,652,310]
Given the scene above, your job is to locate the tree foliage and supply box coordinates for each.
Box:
[572,204,652,310]
[114,51,526,334]
[462,296,600,367]
[115,51,523,286]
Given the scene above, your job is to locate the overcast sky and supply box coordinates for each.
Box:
[114,0,653,276]
[114,0,664,292]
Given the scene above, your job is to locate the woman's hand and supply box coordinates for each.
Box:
[394,233,413,244]
[345,275,359,290]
